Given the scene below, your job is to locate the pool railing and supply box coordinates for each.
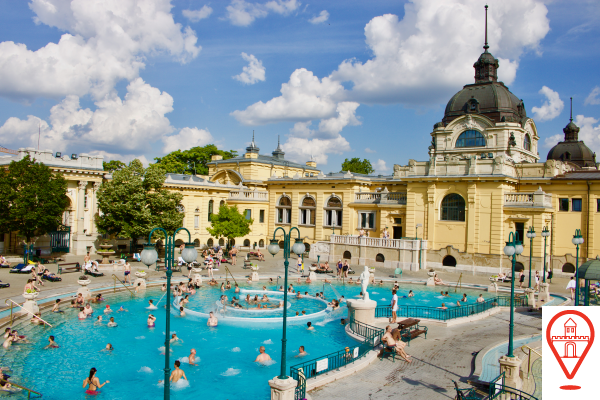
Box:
[374,295,527,322]
[489,372,538,400]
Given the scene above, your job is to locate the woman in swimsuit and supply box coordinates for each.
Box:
[147,314,156,328]
[82,367,109,395]
[75,293,85,307]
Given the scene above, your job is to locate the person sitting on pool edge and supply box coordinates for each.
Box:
[207,312,218,327]
[255,346,272,363]
[434,273,446,286]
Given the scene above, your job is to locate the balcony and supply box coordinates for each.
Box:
[504,188,552,209]
[228,190,268,202]
[331,234,426,250]
[354,191,407,205]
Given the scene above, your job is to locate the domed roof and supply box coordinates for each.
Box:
[547,116,596,168]
[443,81,526,125]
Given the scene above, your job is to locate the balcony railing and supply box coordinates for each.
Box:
[354,191,407,204]
[228,190,268,202]
[504,191,552,208]
[331,234,426,250]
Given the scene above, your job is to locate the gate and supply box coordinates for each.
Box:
[50,225,71,253]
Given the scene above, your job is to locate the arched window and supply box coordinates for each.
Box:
[562,263,575,273]
[441,194,466,222]
[208,200,214,222]
[325,196,342,227]
[175,239,184,246]
[243,239,250,247]
[277,196,292,224]
[218,238,225,246]
[207,238,214,247]
[304,243,311,252]
[523,134,531,151]
[456,130,485,148]
[230,239,235,246]
[442,256,457,267]
[299,196,316,225]
[193,239,200,247]
[259,239,264,247]
[515,262,524,272]
[343,251,352,260]
[376,253,385,262]
[219,200,225,208]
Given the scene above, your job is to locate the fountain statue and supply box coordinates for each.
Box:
[97,242,116,265]
[360,266,371,300]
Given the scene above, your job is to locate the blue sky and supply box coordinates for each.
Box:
[0,0,599,173]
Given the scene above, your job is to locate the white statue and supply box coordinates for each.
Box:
[360,266,370,300]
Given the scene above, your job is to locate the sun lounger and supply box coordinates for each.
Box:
[9,264,33,274]
[42,274,62,282]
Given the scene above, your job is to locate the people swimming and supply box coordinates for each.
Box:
[170,333,183,344]
[107,317,117,327]
[297,346,307,357]
[52,299,63,313]
[147,300,157,310]
[104,305,112,314]
[179,307,186,317]
[83,367,109,395]
[148,315,156,328]
[306,322,314,331]
[188,349,198,366]
[207,312,218,327]
[78,308,87,320]
[44,335,59,349]
[254,346,272,363]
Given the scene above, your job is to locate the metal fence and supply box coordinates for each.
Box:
[374,295,528,322]
[489,372,538,400]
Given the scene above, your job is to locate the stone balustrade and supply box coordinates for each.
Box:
[228,190,269,201]
[504,188,553,209]
[354,191,407,204]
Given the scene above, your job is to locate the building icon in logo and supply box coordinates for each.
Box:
[551,318,590,359]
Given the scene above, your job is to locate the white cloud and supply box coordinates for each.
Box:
[585,86,600,106]
[364,147,376,153]
[309,10,329,25]
[374,159,389,173]
[573,115,600,154]
[531,86,564,122]
[0,78,175,154]
[282,134,350,165]
[0,0,200,102]
[162,127,214,153]
[183,6,213,22]
[233,53,266,85]
[543,133,563,149]
[224,0,300,26]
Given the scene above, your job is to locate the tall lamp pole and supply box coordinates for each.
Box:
[572,229,584,306]
[267,227,305,380]
[525,227,536,288]
[503,231,523,357]
[140,227,197,400]
[541,226,550,283]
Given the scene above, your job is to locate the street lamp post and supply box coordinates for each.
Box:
[267,227,305,380]
[140,227,197,400]
[541,226,550,283]
[572,229,584,306]
[503,231,524,357]
[525,227,536,288]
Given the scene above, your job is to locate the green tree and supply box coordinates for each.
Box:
[341,158,375,175]
[0,155,69,244]
[96,159,184,241]
[103,160,126,172]
[206,204,253,246]
[154,144,238,175]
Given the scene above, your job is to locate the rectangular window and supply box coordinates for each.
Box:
[597,199,600,212]
[515,222,525,245]
[194,215,199,229]
[559,198,569,212]
[84,195,88,209]
[259,210,265,223]
[245,209,251,220]
[300,209,315,225]
[572,199,582,212]
[359,212,376,229]
[277,209,290,224]
[394,218,402,224]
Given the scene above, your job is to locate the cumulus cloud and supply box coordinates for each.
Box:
[374,159,389,173]
[0,0,201,102]
[309,10,329,24]
[232,0,551,164]
[0,78,175,154]
[225,0,299,26]
[364,147,376,153]
[531,86,564,122]
[585,87,600,106]
[233,53,266,85]
[162,127,214,153]
[183,6,213,22]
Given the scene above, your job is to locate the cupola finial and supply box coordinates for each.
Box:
[570,97,573,122]
[484,5,489,52]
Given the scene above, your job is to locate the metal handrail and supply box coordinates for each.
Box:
[4,380,42,398]
[111,274,134,297]
[4,299,52,327]
[223,265,238,287]
[520,345,542,378]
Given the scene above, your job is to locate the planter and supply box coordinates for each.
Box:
[191,267,203,273]
[135,272,147,278]
[77,279,91,286]
[369,267,376,273]
[427,271,436,277]
[489,276,498,282]
[23,292,39,300]
[309,266,318,272]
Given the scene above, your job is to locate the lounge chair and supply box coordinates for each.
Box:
[84,270,104,277]
[10,264,34,274]
[42,274,62,282]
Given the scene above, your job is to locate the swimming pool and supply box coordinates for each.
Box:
[1,281,495,399]
[478,334,542,383]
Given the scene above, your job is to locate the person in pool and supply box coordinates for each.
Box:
[170,333,183,344]
[83,368,109,395]
[255,346,272,363]
[461,293,468,302]
[170,360,187,383]
[95,316,103,324]
[278,286,284,291]
[161,283,167,292]
[148,314,156,328]
[296,292,303,299]
[207,312,218,327]
[117,306,127,312]
[226,281,231,290]
[188,349,198,366]
[107,317,117,327]
[306,322,314,331]
[91,294,104,303]
[78,307,87,320]
[104,305,112,314]
[261,294,269,302]
[148,300,157,309]
[234,283,240,293]
[297,346,307,357]
[179,307,186,317]
[408,290,414,298]
[340,318,346,325]
[52,299,63,313]
[103,343,113,351]
[44,335,59,349]
[84,303,93,317]
[220,283,225,291]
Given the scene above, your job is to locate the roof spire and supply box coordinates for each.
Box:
[272,134,285,159]
[252,130,255,145]
[570,97,573,122]
[246,130,260,154]
[483,5,489,52]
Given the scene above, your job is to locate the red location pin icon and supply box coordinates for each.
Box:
[546,310,595,390]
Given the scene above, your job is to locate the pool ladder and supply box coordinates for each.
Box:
[111,274,135,297]
[521,345,542,379]
[4,299,52,327]
[5,380,42,398]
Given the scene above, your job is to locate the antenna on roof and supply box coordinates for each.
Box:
[570,97,573,122]
[483,5,489,52]
[252,130,255,144]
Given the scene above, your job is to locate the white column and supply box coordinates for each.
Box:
[77,181,88,234]
[91,182,101,234]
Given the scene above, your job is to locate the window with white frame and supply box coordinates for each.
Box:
[324,196,342,227]
[358,211,376,229]
[276,196,292,224]
[299,196,316,225]
[194,215,199,229]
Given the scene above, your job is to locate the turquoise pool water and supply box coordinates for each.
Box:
[478,334,542,382]
[1,281,495,399]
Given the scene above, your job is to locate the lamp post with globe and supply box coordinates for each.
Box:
[140,227,196,400]
[525,226,536,288]
[267,227,305,381]
[541,226,550,283]
[572,229,584,306]
[503,231,523,357]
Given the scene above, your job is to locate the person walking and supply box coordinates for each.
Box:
[230,246,238,266]
[518,270,525,289]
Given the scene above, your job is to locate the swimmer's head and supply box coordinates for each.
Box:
[55,299,61,303]
[190,349,196,354]
[174,360,180,367]
[49,335,55,341]
[307,322,312,327]
[180,307,183,311]
[259,346,265,353]
[299,346,305,352]
[110,317,114,322]
[79,307,84,311]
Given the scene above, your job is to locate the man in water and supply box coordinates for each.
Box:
[207,312,218,327]
[107,317,117,327]
[44,335,59,349]
[297,346,307,357]
[188,349,198,366]
[170,360,187,383]
[340,318,346,325]
[255,346,272,363]
[170,333,183,344]
[476,294,485,303]
[52,299,63,313]
[306,322,314,331]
